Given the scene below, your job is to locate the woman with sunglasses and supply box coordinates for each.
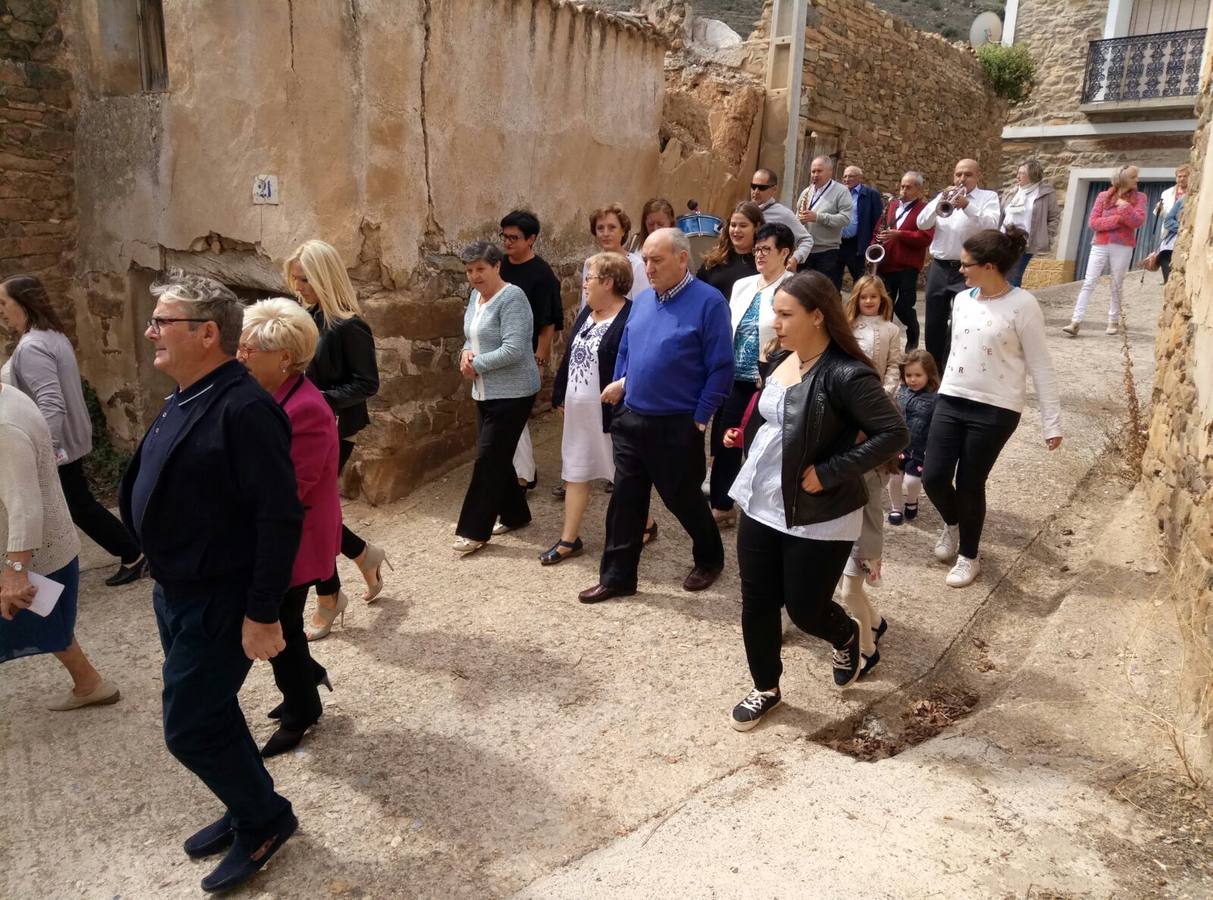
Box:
[924,226,1062,589]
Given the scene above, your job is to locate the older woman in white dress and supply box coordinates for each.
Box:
[543,253,654,564]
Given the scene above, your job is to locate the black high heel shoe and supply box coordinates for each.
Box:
[267,673,332,720]
[261,724,313,758]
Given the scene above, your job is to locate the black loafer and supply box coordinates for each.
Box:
[200,810,298,894]
[184,813,234,859]
[577,583,636,604]
[105,557,148,587]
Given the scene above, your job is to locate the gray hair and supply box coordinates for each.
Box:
[903,171,925,187]
[459,241,503,266]
[1020,158,1044,183]
[812,156,835,171]
[151,270,243,355]
[648,227,691,257]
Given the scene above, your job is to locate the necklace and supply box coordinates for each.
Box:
[978,285,1012,301]
[798,348,826,372]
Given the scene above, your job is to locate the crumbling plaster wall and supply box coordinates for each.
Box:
[71,0,665,502]
[1143,61,1213,782]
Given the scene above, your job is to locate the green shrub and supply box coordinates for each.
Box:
[81,380,131,505]
[977,43,1035,103]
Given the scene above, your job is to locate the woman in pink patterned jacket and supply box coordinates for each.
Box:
[1063,165,1147,337]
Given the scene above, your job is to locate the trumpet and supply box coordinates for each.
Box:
[936,184,968,218]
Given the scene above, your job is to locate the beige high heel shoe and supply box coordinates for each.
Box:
[306,591,349,642]
[358,543,394,603]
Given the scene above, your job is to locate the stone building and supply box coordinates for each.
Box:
[1143,32,1213,782]
[1001,0,1208,286]
[743,0,1005,206]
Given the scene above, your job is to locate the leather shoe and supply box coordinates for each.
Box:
[201,810,298,893]
[261,725,310,758]
[577,583,636,604]
[184,813,234,859]
[682,565,723,592]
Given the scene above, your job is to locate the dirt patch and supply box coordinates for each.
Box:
[823,686,981,760]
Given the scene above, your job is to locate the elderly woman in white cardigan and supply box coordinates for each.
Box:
[0,381,119,710]
[453,241,542,555]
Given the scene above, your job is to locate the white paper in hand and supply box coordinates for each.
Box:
[27,570,64,617]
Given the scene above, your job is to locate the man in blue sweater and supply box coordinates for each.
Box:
[578,228,734,603]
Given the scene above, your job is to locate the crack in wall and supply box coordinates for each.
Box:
[288,0,295,71]
[419,0,445,248]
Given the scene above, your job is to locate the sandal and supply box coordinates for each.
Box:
[642,521,658,547]
[540,537,584,566]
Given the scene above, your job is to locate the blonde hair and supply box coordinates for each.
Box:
[586,251,633,296]
[284,239,361,329]
[846,275,894,322]
[242,297,320,375]
[1110,165,1139,193]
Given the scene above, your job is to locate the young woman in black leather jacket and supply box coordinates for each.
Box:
[285,240,390,640]
[723,270,907,731]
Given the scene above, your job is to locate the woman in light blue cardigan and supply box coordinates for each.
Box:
[453,242,541,554]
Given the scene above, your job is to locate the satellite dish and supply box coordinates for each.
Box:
[969,11,1003,47]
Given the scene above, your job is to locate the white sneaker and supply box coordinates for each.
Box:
[934,524,960,562]
[1061,321,1080,337]
[946,554,980,587]
[1105,322,1119,335]
[452,537,486,555]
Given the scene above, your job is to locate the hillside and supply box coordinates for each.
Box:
[591,0,1006,42]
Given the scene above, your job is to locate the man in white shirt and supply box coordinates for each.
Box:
[916,158,1001,372]
[795,156,852,289]
[750,168,812,269]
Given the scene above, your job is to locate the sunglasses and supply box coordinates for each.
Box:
[750,183,775,191]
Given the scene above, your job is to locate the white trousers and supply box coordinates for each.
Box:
[1072,243,1133,323]
[512,424,535,483]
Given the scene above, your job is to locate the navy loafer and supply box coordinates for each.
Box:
[200,811,298,894]
[184,813,234,860]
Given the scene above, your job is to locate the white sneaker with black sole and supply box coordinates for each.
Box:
[730,688,781,731]
[946,554,980,587]
[934,524,960,562]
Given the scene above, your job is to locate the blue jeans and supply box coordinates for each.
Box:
[1007,252,1034,288]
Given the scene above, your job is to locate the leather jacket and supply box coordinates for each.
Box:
[744,346,908,527]
[305,309,379,440]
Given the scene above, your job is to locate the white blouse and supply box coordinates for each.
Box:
[730,379,862,541]
[729,271,792,352]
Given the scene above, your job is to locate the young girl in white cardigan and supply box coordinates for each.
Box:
[838,276,902,675]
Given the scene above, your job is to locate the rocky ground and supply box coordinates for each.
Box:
[3,274,1209,899]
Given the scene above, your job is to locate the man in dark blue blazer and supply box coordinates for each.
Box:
[120,273,303,894]
[840,165,886,284]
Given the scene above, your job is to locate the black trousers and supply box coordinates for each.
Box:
[456,394,536,542]
[316,439,367,596]
[922,394,1021,560]
[267,583,326,731]
[804,248,844,290]
[709,380,759,511]
[600,408,724,590]
[881,268,921,351]
[840,236,865,285]
[154,582,291,838]
[924,259,967,373]
[57,458,141,564]
[1160,249,1174,283]
[737,513,855,691]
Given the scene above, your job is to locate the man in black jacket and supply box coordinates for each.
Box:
[119,273,303,894]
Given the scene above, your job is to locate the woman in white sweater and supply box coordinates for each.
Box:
[924,226,1062,588]
[0,382,119,710]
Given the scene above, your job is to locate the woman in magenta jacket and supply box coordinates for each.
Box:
[239,298,342,758]
[1064,165,1147,337]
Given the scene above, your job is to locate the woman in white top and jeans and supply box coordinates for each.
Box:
[1,381,119,710]
[725,272,907,731]
[1000,158,1059,288]
[924,226,1062,589]
[455,242,541,555]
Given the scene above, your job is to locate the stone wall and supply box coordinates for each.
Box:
[1143,65,1213,782]
[745,0,1005,199]
[0,0,77,335]
[67,0,666,503]
[1006,0,1107,128]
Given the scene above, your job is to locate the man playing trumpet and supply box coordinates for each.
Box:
[916,159,1000,372]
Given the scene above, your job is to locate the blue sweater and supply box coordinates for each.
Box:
[614,277,734,425]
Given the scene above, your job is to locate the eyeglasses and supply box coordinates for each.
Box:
[235,343,270,361]
[147,316,210,334]
[753,246,775,257]
[499,232,525,243]
[750,183,774,192]
[958,261,983,270]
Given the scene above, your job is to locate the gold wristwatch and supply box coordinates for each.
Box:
[3,558,24,573]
